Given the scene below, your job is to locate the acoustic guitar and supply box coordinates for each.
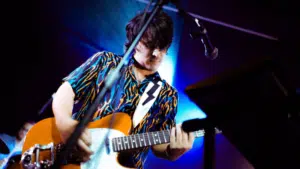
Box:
[20,113,220,169]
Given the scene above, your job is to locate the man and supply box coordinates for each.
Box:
[52,11,195,169]
[0,121,34,168]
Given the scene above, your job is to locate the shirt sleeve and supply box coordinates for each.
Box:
[62,51,107,102]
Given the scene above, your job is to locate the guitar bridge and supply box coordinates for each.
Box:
[21,142,55,169]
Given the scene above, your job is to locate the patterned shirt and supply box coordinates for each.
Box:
[63,51,178,169]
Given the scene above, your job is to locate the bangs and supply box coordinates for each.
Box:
[125,11,173,51]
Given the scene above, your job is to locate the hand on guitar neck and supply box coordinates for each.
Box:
[55,117,94,162]
[169,124,195,159]
[151,124,195,161]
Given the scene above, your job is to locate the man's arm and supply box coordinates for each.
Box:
[52,82,93,161]
[52,82,75,126]
[151,124,195,161]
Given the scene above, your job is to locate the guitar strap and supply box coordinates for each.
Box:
[132,78,163,128]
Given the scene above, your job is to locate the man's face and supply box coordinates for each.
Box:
[134,42,167,72]
[17,122,33,140]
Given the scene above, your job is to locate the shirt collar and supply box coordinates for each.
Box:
[123,55,162,82]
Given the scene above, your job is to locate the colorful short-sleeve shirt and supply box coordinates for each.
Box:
[63,51,178,169]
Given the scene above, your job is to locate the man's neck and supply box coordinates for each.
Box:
[132,65,155,83]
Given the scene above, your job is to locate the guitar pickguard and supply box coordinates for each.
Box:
[81,128,129,169]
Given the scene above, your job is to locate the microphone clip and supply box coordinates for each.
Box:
[189,18,207,39]
[189,18,219,60]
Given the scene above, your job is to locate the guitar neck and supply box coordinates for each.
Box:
[112,128,220,152]
[112,130,170,152]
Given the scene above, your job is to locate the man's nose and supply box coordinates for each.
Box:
[152,49,160,57]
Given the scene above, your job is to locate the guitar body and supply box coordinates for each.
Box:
[21,113,134,169]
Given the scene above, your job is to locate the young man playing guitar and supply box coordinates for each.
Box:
[51,11,195,169]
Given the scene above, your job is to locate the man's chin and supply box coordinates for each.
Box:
[149,63,161,70]
[147,65,159,72]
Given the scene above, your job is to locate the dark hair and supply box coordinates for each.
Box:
[125,11,173,51]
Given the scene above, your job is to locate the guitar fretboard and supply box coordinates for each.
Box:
[112,130,170,152]
[111,128,220,152]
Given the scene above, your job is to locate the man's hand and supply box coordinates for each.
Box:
[168,124,195,160]
[56,117,93,162]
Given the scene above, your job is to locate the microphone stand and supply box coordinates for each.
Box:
[203,117,216,169]
[53,0,171,167]
[171,2,217,169]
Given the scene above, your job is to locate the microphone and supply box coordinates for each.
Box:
[190,18,219,60]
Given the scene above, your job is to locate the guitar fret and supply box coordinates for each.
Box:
[113,138,117,151]
[125,136,130,150]
[134,134,139,148]
[124,136,128,149]
[151,132,156,144]
[147,133,151,145]
[162,131,167,143]
[121,137,124,151]
[119,137,123,151]
[142,133,146,146]
[156,132,161,144]
[126,136,131,149]
[117,138,121,151]
[138,134,142,147]
[122,137,127,150]
[155,132,159,144]
[162,130,169,143]
[166,130,171,142]
[133,135,137,148]
[130,135,134,148]
[115,138,118,151]
[126,136,129,150]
